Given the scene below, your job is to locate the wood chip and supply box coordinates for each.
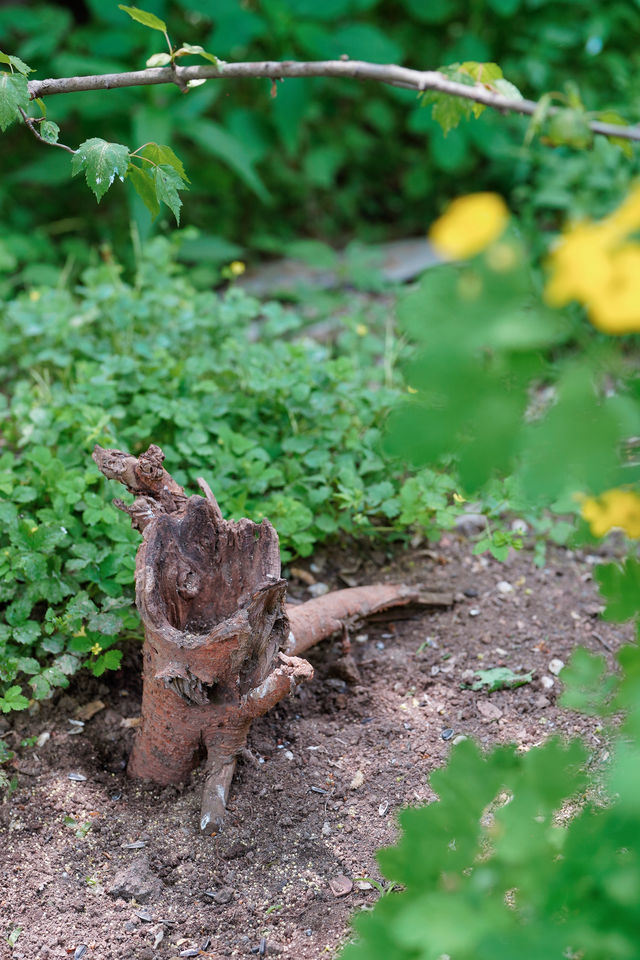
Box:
[75,699,105,721]
[121,716,142,728]
[290,566,316,586]
[349,770,365,790]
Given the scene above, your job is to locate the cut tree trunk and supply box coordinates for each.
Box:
[93,443,451,832]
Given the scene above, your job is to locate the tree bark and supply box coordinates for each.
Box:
[93,443,451,832]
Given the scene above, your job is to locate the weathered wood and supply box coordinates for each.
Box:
[93,443,450,832]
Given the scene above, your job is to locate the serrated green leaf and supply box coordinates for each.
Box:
[71,138,130,202]
[40,120,60,144]
[140,142,189,182]
[559,646,617,716]
[595,559,640,622]
[0,52,32,75]
[118,4,167,33]
[153,163,186,223]
[146,52,172,67]
[127,162,160,218]
[91,649,122,677]
[0,72,28,132]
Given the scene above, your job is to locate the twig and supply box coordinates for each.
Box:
[25,59,640,143]
[18,106,76,154]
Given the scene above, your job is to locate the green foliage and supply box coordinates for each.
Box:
[594,558,640,623]
[0,238,469,708]
[342,699,640,960]
[0,71,28,131]
[71,138,131,202]
[385,242,640,502]
[1,2,639,278]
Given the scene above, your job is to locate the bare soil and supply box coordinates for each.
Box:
[0,535,631,960]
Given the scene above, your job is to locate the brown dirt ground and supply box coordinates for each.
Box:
[0,535,632,960]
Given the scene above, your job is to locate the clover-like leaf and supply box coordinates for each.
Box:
[0,72,28,131]
[71,138,131,201]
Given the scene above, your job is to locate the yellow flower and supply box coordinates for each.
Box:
[229,260,246,276]
[545,186,640,334]
[407,385,418,394]
[429,193,509,259]
[91,643,103,656]
[453,492,467,504]
[356,323,368,336]
[29,290,41,302]
[580,489,640,538]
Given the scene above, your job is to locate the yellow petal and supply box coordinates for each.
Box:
[429,193,509,260]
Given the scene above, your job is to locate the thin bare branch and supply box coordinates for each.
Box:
[17,107,76,154]
[26,59,640,143]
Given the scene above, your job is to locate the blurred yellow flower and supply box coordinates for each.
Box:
[581,489,640,538]
[229,260,246,276]
[545,185,640,334]
[91,642,103,656]
[429,193,509,259]
[356,323,368,336]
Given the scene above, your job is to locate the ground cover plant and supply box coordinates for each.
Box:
[0,237,467,715]
[2,5,640,959]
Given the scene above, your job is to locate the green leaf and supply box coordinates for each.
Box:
[91,649,123,677]
[71,138,131,201]
[40,120,60,144]
[0,72,28,131]
[0,52,33,75]
[139,142,189,182]
[547,107,593,149]
[127,162,160,218]
[559,646,617,716]
[471,667,533,692]
[174,43,219,66]
[153,164,186,223]
[186,119,270,201]
[597,110,633,158]
[146,52,172,67]
[0,685,29,713]
[595,559,640,622]
[118,5,167,33]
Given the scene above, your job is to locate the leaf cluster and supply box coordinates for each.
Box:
[0,238,467,707]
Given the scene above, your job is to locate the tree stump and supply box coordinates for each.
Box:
[93,443,452,832]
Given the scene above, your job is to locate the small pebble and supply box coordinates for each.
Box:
[308,582,329,598]
[378,801,389,816]
[541,676,555,690]
[452,734,468,746]
[496,580,513,594]
[469,608,481,617]
[441,728,454,741]
[463,588,478,598]
[68,773,87,782]
[321,821,331,836]
[548,658,565,676]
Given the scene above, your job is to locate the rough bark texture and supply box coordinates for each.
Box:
[93,443,451,831]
